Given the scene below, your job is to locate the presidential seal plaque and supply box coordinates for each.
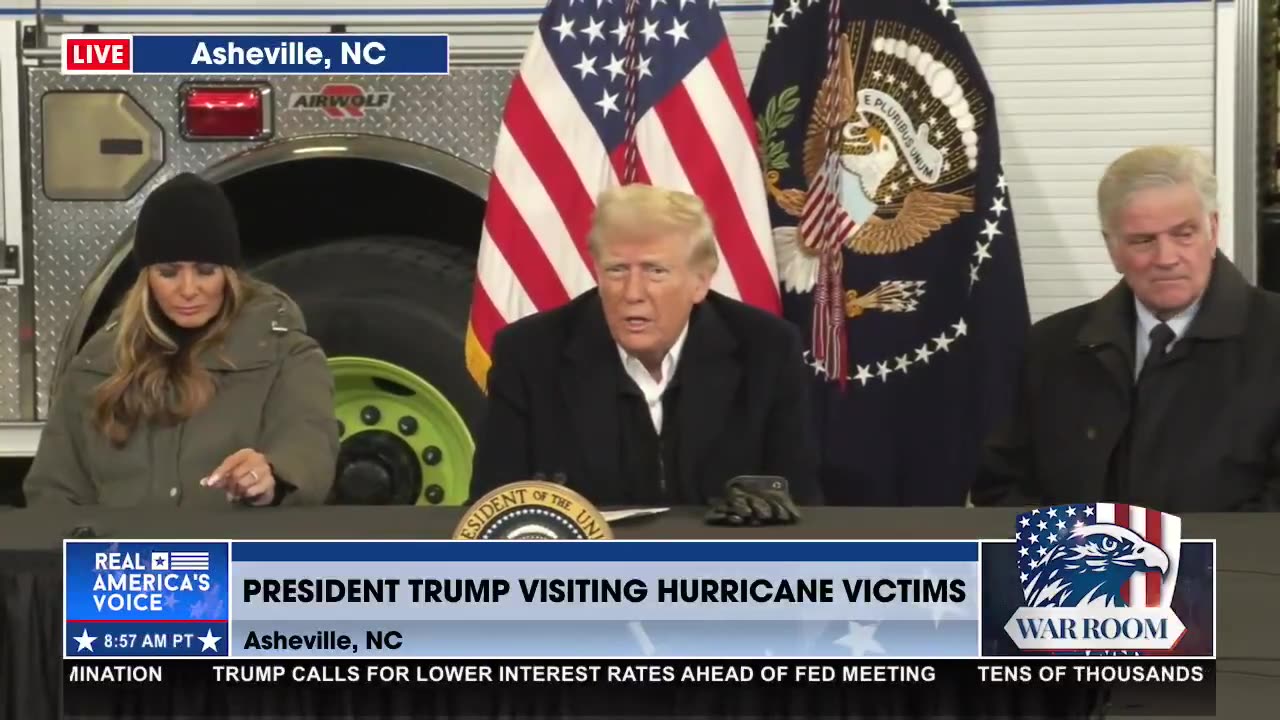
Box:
[452,481,614,540]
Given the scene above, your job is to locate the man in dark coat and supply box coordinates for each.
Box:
[469,184,821,508]
[973,145,1280,513]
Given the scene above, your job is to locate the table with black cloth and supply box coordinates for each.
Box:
[0,507,1276,720]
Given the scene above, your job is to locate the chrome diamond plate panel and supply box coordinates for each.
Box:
[27,67,513,416]
[0,288,19,420]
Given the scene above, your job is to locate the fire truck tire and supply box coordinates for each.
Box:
[251,236,475,329]
[251,237,486,504]
[286,294,484,506]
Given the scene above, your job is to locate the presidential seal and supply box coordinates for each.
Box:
[452,481,614,540]
[754,0,1013,388]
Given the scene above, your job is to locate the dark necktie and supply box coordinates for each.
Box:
[1140,322,1176,378]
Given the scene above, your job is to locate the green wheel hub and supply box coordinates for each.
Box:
[329,356,473,506]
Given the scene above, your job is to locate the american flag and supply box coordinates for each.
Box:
[465,0,782,388]
[1015,503,1182,610]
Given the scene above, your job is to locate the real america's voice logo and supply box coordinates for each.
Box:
[1005,503,1185,653]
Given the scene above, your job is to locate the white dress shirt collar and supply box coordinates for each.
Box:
[617,322,690,432]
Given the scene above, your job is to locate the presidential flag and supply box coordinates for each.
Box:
[749,0,1031,505]
[465,0,782,389]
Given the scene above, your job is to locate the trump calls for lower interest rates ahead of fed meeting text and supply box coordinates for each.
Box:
[62,514,1216,661]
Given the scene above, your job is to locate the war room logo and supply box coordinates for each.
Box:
[1005,503,1186,653]
[288,84,394,118]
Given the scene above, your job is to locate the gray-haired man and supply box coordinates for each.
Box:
[973,145,1280,512]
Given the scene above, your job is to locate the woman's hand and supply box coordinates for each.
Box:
[201,448,276,506]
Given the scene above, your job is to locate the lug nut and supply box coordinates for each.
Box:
[398,416,418,436]
[424,484,445,504]
[422,446,442,466]
[360,406,381,425]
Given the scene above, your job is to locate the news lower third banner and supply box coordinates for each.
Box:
[61,34,449,75]
[61,507,1219,717]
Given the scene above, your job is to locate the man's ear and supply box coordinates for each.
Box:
[1207,211,1220,251]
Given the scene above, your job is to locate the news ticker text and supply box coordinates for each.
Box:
[62,659,1215,718]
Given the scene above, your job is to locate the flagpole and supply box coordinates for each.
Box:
[810,0,850,389]
[621,0,642,185]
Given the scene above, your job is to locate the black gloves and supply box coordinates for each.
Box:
[705,476,801,526]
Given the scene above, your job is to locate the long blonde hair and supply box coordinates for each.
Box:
[92,267,247,447]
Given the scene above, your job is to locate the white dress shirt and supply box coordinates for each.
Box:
[617,323,689,433]
[1133,297,1200,379]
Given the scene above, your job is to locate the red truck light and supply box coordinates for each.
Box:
[180,85,272,140]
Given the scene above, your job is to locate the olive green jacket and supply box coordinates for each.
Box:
[23,279,338,508]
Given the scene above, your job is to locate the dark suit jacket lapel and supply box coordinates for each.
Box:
[1130,254,1250,505]
[675,301,741,501]
[561,296,622,500]
[1076,279,1137,394]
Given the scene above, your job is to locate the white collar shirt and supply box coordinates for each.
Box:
[617,323,689,433]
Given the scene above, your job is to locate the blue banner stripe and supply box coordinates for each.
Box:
[125,34,447,75]
[231,541,978,563]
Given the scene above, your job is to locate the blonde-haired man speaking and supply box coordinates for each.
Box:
[973,145,1280,512]
[469,184,821,510]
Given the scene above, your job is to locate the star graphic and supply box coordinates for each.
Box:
[853,365,874,385]
[74,628,97,652]
[665,18,690,46]
[604,53,627,82]
[640,18,660,44]
[580,16,606,44]
[198,629,221,652]
[595,89,620,117]
[608,18,629,44]
[769,13,787,35]
[573,52,597,79]
[553,16,576,42]
[834,621,885,657]
[974,241,992,263]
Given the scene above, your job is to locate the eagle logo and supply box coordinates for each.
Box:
[1001,503,1189,654]
[1022,525,1170,609]
[763,28,982,299]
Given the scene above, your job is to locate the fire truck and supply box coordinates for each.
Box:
[0,0,1269,506]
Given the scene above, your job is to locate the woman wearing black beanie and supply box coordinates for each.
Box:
[23,173,339,508]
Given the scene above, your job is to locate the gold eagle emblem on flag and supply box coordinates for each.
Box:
[760,28,982,305]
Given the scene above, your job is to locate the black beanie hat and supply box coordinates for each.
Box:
[133,173,241,269]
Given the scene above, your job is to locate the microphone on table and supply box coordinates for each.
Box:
[705,476,801,526]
